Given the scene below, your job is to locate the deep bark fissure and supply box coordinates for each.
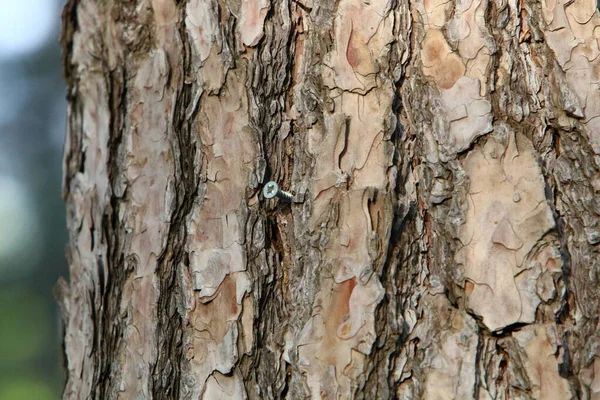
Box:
[61,0,85,197]
[236,0,299,396]
[97,69,129,399]
[541,129,572,329]
[473,326,485,400]
[362,33,415,393]
[152,7,199,398]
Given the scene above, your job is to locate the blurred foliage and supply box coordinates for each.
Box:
[0,379,56,399]
[0,287,50,364]
[0,1,68,398]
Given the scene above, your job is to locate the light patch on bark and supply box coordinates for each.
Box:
[513,325,572,399]
[322,0,394,94]
[62,174,97,399]
[186,0,233,109]
[292,1,396,395]
[118,45,176,400]
[423,295,479,400]
[415,0,493,158]
[181,67,256,397]
[440,77,492,154]
[186,0,220,63]
[202,371,246,399]
[581,357,600,398]
[239,0,271,47]
[298,277,384,398]
[541,0,600,153]
[458,130,558,332]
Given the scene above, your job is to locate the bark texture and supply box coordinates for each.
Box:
[58,0,600,398]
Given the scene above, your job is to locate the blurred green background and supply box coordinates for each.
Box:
[0,0,68,398]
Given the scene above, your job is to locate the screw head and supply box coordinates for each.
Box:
[263,181,279,199]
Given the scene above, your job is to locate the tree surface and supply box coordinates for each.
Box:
[58,0,600,398]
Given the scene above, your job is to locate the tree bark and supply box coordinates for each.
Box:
[58,0,600,398]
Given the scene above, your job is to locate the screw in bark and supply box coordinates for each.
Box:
[263,181,293,202]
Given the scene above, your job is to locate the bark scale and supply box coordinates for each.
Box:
[58,0,600,398]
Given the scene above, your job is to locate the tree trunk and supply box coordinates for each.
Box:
[58,0,600,398]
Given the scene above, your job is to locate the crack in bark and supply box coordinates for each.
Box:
[96,66,130,399]
[151,6,198,398]
[238,0,297,397]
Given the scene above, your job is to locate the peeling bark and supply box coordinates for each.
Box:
[59,0,600,398]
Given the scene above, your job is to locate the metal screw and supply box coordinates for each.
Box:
[263,181,293,202]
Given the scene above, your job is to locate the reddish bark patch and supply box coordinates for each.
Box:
[194,274,239,343]
[436,58,465,89]
[421,30,465,89]
[321,278,357,364]
[464,280,475,295]
[346,30,362,69]
[423,36,445,65]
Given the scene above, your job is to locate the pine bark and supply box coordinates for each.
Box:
[58,0,600,398]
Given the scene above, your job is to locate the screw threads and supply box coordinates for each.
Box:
[276,190,293,201]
